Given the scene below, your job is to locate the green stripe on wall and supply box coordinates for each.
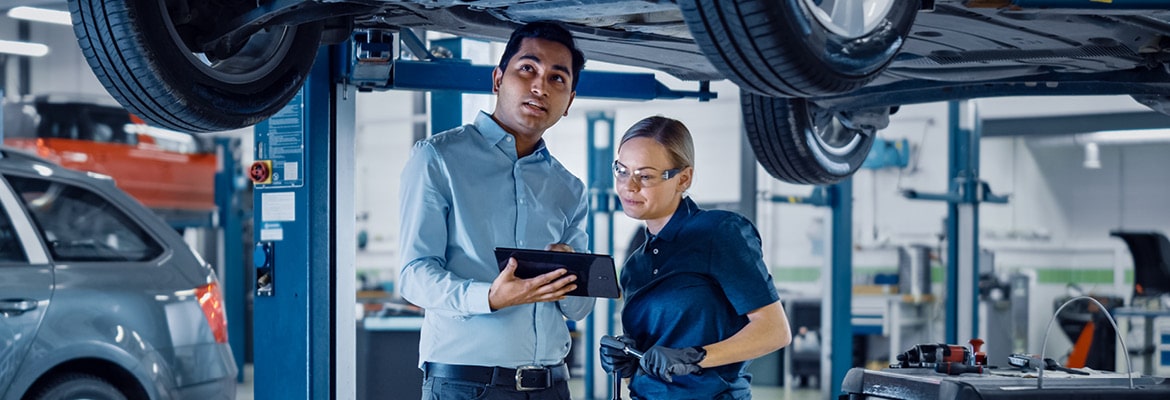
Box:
[773,266,902,283]
[1031,267,1133,284]
[774,268,821,282]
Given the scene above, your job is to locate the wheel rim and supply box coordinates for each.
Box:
[159,0,296,85]
[809,106,865,157]
[800,0,896,39]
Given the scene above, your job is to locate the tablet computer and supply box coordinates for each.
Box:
[494,247,621,298]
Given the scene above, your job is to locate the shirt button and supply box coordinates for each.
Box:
[653,269,658,274]
[506,136,513,142]
[652,248,659,255]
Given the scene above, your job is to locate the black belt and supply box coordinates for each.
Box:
[423,362,568,391]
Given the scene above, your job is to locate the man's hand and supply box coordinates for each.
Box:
[641,346,705,383]
[545,243,574,252]
[488,257,577,311]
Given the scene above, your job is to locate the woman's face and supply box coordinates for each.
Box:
[615,137,691,232]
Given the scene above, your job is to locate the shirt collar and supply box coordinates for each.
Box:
[650,196,699,242]
[474,111,551,162]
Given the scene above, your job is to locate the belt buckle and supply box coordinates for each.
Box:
[514,365,550,391]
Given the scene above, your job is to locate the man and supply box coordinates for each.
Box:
[398,21,592,399]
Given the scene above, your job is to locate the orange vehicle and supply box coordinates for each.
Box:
[2,95,217,222]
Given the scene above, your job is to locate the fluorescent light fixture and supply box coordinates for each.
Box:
[0,39,49,57]
[1078,128,1170,144]
[7,6,72,26]
[1082,142,1101,169]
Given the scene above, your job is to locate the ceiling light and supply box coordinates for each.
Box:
[0,40,49,57]
[7,6,72,26]
[1078,128,1170,144]
[1082,142,1101,169]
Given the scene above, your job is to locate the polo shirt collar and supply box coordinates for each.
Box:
[474,111,551,162]
[651,196,699,242]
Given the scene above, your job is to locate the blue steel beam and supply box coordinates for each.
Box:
[215,137,246,381]
[766,187,830,207]
[828,180,854,398]
[251,43,356,400]
[763,184,852,396]
[349,29,716,101]
[904,101,990,344]
[945,101,970,344]
[429,38,464,133]
[948,101,981,344]
[584,110,617,400]
[389,60,716,101]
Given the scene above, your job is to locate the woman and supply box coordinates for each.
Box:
[600,116,791,399]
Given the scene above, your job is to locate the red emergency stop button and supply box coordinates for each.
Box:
[250,160,273,184]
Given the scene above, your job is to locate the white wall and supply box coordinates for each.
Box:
[0,17,107,98]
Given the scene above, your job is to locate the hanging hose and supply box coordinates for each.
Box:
[1038,295,1134,389]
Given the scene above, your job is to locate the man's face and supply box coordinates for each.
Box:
[491,38,576,139]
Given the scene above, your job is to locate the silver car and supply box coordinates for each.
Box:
[0,148,237,400]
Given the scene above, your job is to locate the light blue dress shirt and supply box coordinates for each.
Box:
[398,111,594,369]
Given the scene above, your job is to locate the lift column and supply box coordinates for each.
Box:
[828,180,854,398]
[250,44,357,400]
[764,184,852,397]
[904,100,1007,343]
[948,100,981,343]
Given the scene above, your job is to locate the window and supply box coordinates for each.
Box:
[87,106,134,145]
[1,102,36,140]
[7,175,162,262]
[0,201,28,263]
[34,104,81,140]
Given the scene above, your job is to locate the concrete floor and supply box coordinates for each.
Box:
[234,364,826,399]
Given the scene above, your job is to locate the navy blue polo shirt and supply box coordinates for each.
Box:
[621,197,780,399]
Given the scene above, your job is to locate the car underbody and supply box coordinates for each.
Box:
[210,1,1170,99]
[68,0,1170,183]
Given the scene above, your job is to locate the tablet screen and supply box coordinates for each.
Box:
[494,247,620,298]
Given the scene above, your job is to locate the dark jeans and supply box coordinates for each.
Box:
[421,376,571,400]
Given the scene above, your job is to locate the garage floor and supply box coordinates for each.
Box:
[234,364,823,399]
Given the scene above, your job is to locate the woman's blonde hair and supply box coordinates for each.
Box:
[618,116,695,170]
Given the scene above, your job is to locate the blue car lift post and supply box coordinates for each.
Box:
[214,137,248,382]
[250,42,358,399]
[764,183,854,397]
[902,100,1008,344]
[247,29,714,399]
[584,110,619,400]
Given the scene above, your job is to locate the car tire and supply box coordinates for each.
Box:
[29,373,128,400]
[680,0,918,97]
[70,0,323,133]
[742,93,875,185]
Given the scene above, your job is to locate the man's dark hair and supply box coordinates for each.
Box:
[497,21,587,91]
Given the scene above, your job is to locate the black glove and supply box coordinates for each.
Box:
[640,345,706,383]
[599,335,638,378]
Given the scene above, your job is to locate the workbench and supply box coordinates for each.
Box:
[852,293,937,364]
[839,367,1170,399]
